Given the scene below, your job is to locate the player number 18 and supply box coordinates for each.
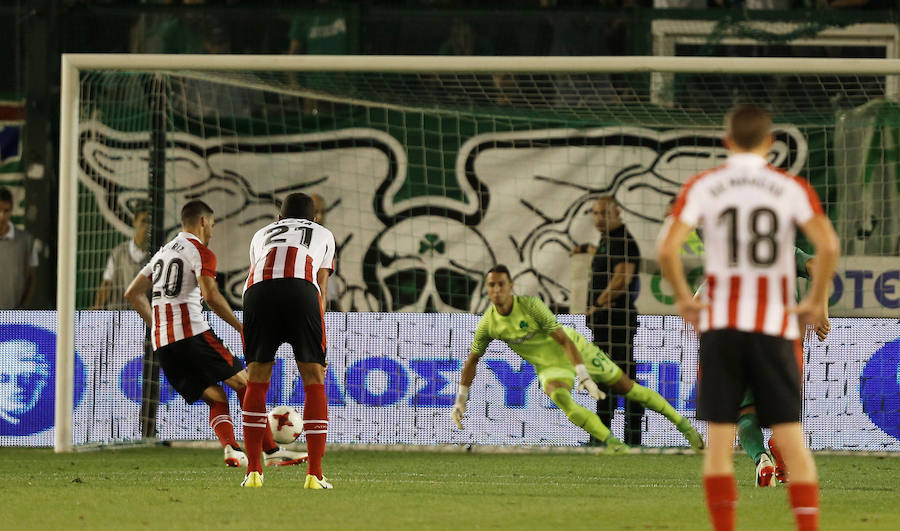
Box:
[717,206,779,267]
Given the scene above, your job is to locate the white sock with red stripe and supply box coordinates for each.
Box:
[303,384,328,479]
[209,400,238,449]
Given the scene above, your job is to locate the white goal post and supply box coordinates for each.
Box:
[55,54,900,453]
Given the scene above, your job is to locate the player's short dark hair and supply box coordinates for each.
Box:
[132,201,150,220]
[281,192,315,221]
[487,264,512,281]
[726,104,772,150]
[0,187,11,204]
[181,200,214,225]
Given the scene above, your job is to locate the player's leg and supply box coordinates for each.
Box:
[767,435,788,483]
[696,330,747,531]
[736,399,774,487]
[225,372,306,465]
[297,361,332,488]
[751,337,817,529]
[287,278,331,488]
[618,317,644,446]
[542,373,627,453]
[615,374,704,451]
[770,422,818,530]
[589,327,615,444]
[200,384,244,465]
[704,422,738,531]
[579,334,703,451]
[240,280,293,487]
[241,360,275,482]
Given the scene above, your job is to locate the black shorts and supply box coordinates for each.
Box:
[156,330,244,404]
[243,277,326,366]
[696,329,802,427]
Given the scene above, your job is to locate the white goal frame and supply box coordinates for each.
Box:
[55,54,900,452]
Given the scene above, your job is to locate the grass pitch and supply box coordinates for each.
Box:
[3,447,898,530]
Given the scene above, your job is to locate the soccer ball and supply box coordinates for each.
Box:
[268,405,303,444]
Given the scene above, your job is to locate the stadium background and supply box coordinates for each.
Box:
[0,2,898,451]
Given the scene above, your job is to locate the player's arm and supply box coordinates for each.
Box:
[93,280,112,310]
[318,236,336,314]
[548,328,605,400]
[801,254,831,341]
[795,215,839,329]
[198,276,242,334]
[520,297,604,399]
[124,273,154,327]
[92,255,116,309]
[317,268,330,314]
[592,261,636,309]
[658,216,707,328]
[452,317,491,430]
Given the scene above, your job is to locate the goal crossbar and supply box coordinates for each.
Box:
[62,54,900,75]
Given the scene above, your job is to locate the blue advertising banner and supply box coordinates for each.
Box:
[1,311,898,450]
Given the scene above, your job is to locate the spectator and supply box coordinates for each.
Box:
[436,19,516,105]
[0,187,38,310]
[287,1,358,114]
[571,196,643,445]
[93,206,150,310]
[288,1,354,56]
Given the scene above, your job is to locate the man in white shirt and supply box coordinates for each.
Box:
[0,187,38,309]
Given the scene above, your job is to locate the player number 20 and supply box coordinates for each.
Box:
[717,206,778,266]
[151,258,185,297]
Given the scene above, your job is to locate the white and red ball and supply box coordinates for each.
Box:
[268,405,303,444]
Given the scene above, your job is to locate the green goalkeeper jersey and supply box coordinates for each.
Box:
[471,296,570,370]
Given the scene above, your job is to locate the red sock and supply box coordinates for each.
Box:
[704,475,737,531]
[209,401,238,449]
[303,384,328,479]
[240,381,269,474]
[789,482,819,531]
[236,386,278,453]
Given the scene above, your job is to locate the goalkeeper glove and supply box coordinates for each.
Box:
[451,385,468,430]
[575,364,606,400]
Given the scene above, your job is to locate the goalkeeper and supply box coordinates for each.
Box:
[451,264,705,453]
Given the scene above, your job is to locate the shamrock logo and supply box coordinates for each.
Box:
[418,233,446,255]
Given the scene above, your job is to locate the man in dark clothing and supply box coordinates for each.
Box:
[572,196,643,445]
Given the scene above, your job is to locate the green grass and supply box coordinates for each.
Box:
[3,447,898,530]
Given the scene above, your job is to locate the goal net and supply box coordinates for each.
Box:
[38,55,900,452]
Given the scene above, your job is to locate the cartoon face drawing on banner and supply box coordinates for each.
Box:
[460,126,807,308]
[363,216,495,313]
[0,324,87,436]
[79,121,400,308]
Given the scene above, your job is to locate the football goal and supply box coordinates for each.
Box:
[50,54,900,453]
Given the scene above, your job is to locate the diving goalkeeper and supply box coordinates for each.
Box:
[451,264,705,452]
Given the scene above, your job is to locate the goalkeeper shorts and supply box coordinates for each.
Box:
[536,335,623,392]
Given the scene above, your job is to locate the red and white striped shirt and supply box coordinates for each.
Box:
[139,232,215,349]
[243,218,335,294]
[672,153,824,340]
